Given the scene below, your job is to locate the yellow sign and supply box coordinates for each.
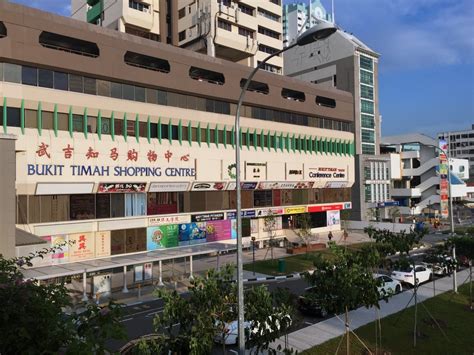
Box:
[284,206,306,214]
[69,232,95,261]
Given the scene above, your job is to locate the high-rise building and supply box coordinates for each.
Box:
[0,2,355,285]
[438,124,474,183]
[283,0,332,47]
[71,0,284,73]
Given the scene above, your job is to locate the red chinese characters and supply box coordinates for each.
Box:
[180,154,190,162]
[164,150,173,163]
[127,149,138,162]
[62,144,74,159]
[147,150,157,162]
[86,147,99,159]
[110,148,119,161]
[36,142,51,158]
[78,235,86,250]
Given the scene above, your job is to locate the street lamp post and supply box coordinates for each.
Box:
[251,236,256,276]
[234,21,337,354]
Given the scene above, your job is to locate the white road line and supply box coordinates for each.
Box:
[127,301,143,306]
[120,318,134,322]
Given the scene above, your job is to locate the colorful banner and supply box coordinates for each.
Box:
[178,222,206,246]
[147,225,179,250]
[98,183,146,193]
[50,235,69,264]
[69,232,95,261]
[439,139,449,219]
[327,210,341,226]
[206,220,232,242]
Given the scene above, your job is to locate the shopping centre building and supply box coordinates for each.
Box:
[0,2,354,289]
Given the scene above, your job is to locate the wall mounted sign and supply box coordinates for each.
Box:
[226,182,258,190]
[226,210,256,219]
[98,183,146,193]
[191,182,227,191]
[149,215,191,226]
[149,182,190,192]
[191,212,225,222]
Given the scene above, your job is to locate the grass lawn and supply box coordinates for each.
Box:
[243,243,370,276]
[302,282,474,355]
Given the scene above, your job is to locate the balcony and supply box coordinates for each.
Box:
[214,27,257,62]
[87,0,103,24]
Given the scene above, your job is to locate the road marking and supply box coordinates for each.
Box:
[304,321,314,326]
[120,318,133,322]
[145,309,164,318]
[127,301,143,306]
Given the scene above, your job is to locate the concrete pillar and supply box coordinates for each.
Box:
[158,260,164,286]
[122,265,129,293]
[81,271,88,302]
[189,255,194,279]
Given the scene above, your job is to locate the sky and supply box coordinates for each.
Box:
[8,0,474,137]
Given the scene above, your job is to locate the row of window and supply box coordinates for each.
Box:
[258,26,281,40]
[0,62,352,132]
[1,105,355,155]
[362,143,376,155]
[257,7,281,22]
[129,0,150,13]
[17,188,351,225]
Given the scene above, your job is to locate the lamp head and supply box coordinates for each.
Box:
[296,21,337,46]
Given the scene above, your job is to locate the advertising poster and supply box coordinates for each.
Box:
[134,265,144,283]
[144,262,153,280]
[326,210,341,226]
[231,219,237,239]
[95,231,111,258]
[438,139,449,219]
[92,274,111,298]
[69,232,95,261]
[147,225,179,250]
[179,222,207,245]
[50,235,69,264]
[206,220,232,242]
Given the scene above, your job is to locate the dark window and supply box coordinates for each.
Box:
[70,194,95,220]
[316,96,336,108]
[83,77,96,94]
[238,26,254,38]
[135,86,146,102]
[0,21,6,38]
[157,90,167,105]
[124,51,171,73]
[123,84,135,100]
[150,122,158,138]
[238,3,254,15]
[114,119,123,136]
[39,31,100,58]
[101,117,111,135]
[218,19,232,31]
[189,66,225,85]
[111,82,122,98]
[258,44,280,55]
[282,88,305,102]
[240,79,269,94]
[72,114,83,132]
[69,74,84,93]
[178,7,186,18]
[38,69,54,88]
[54,71,68,90]
[22,66,38,86]
[258,26,280,39]
[6,107,21,127]
[96,194,111,219]
[129,0,149,12]
[178,30,186,41]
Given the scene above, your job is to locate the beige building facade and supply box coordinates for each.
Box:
[1,2,353,274]
[71,0,284,73]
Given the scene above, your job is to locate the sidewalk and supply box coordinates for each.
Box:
[271,268,471,353]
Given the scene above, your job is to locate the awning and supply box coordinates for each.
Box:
[16,228,47,246]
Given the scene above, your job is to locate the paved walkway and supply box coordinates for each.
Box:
[271,268,472,353]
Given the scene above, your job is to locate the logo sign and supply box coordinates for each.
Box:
[226,210,256,219]
[308,204,344,213]
[98,183,146,193]
[69,232,95,261]
[226,182,258,190]
[191,212,225,222]
[95,231,111,258]
[284,206,306,214]
[245,162,267,179]
[149,182,190,192]
[191,182,227,191]
[377,201,400,208]
[286,163,304,179]
[256,208,284,217]
[344,202,352,209]
[324,181,348,188]
[307,167,346,180]
[149,215,191,226]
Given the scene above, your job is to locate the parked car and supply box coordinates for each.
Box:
[373,273,402,297]
[391,264,432,286]
[297,287,330,317]
[214,313,292,345]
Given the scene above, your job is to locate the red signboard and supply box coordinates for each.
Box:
[307,204,344,213]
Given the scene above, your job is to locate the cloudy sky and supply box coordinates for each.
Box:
[9,0,474,137]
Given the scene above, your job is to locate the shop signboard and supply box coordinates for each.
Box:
[226,182,258,190]
[327,210,341,226]
[92,274,111,298]
[95,231,111,258]
[284,206,306,214]
[324,181,348,188]
[377,201,400,208]
[144,262,153,280]
[255,208,284,217]
[149,182,190,192]
[206,220,232,242]
[191,212,224,222]
[286,163,304,180]
[191,182,227,191]
[178,222,207,245]
[245,162,267,180]
[98,183,146,193]
[439,139,449,219]
[50,235,69,264]
[147,225,179,250]
[134,265,144,283]
[256,182,298,190]
[226,210,256,219]
[69,232,95,261]
[148,215,191,226]
[308,203,344,213]
[307,167,347,180]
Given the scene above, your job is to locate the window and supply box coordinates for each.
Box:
[69,74,84,93]
[83,77,96,95]
[360,84,373,100]
[360,55,373,71]
[258,62,281,74]
[38,69,54,88]
[125,193,146,216]
[281,88,305,102]
[97,79,111,96]
[178,7,186,19]
[238,3,254,16]
[72,114,83,132]
[254,190,272,207]
[316,96,336,108]
[238,26,254,38]
[189,66,225,85]
[4,63,21,83]
[6,107,20,127]
[361,114,374,128]
[241,79,269,94]
[362,143,375,155]
[54,71,68,90]
[101,117,112,135]
[129,0,149,12]
[178,30,186,41]
[364,185,371,202]
[96,194,111,219]
[258,44,280,55]
[22,66,38,86]
[111,194,125,217]
[70,194,95,220]
[0,21,6,38]
[124,51,170,73]
[123,84,135,100]
[218,19,232,32]
[258,26,280,39]
[111,82,122,98]
[361,99,374,114]
[361,129,375,143]
[258,8,280,21]
[360,70,373,85]
[39,31,100,58]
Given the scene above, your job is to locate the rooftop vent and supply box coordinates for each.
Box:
[189,66,225,85]
[124,51,170,73]
[39,31,100,58]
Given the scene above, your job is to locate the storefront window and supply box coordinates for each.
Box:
[41,195,69,222]
[147,192,178,215]
[96,194,111,219]
[111,193,125,217]
[310,212,327,228]
[111,230,125,255]
[254,190,272,207]
[125,193,146,216]
[125,228,147,253]
[70,194,95,220]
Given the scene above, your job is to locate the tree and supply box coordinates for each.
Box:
[304,245,382,355]
[0,248,125,354]
[388,206,401,230]
[264,211,278,260]
[339,209,351,231]
[294,213,313,254]
[449,235,474,310]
